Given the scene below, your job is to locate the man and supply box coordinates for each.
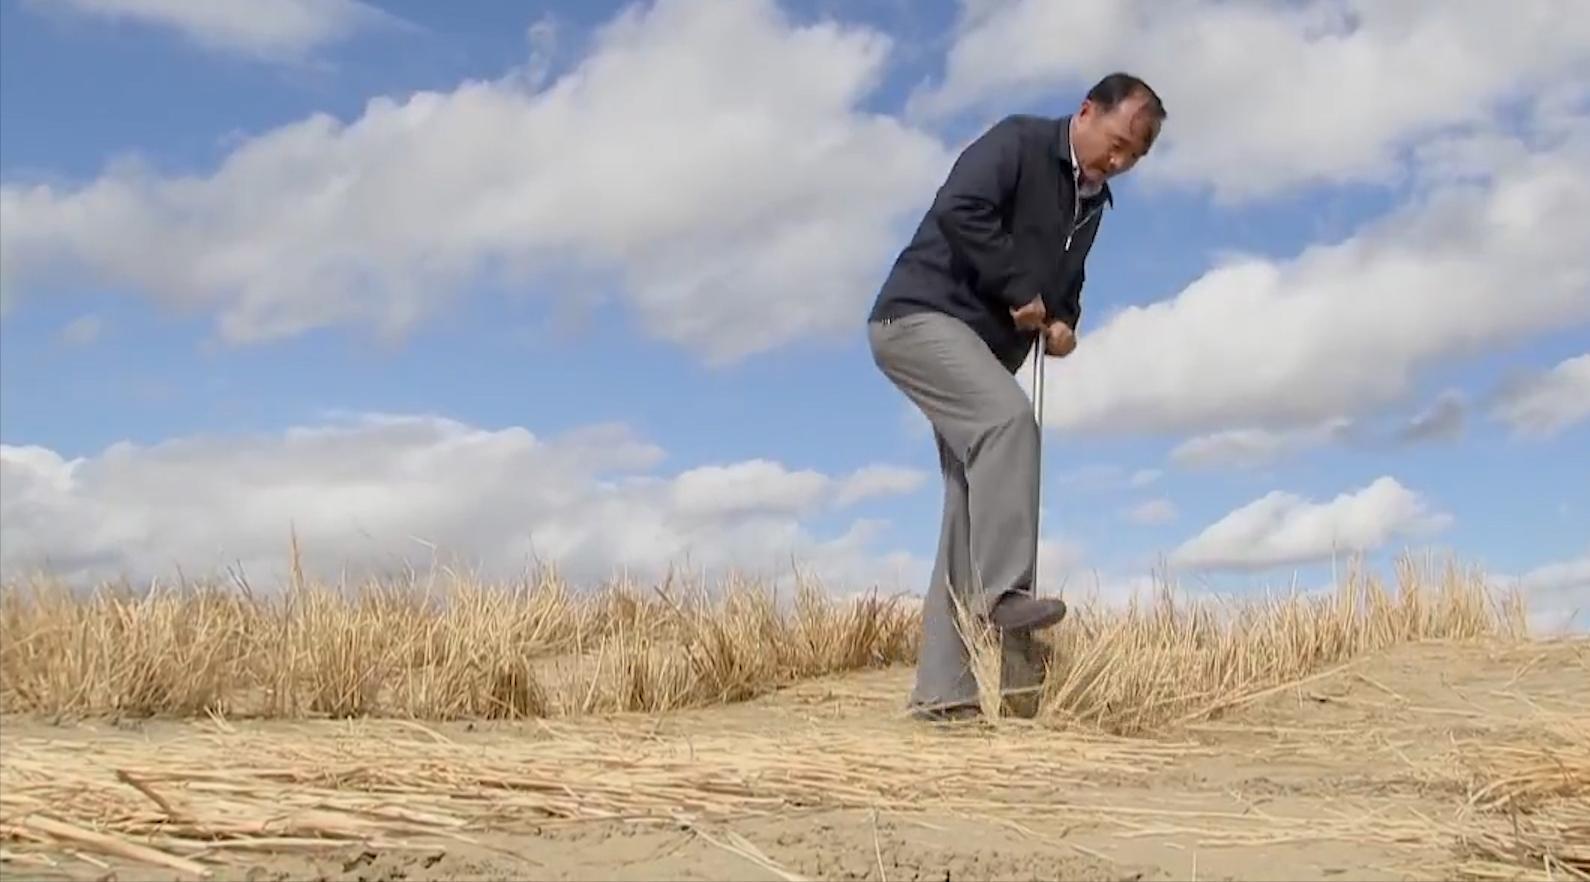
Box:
[866,72,1165,719]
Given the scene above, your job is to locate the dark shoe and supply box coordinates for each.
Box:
[1000,632,1049,719]
[909,703,981,722]
[989,592,1067,632]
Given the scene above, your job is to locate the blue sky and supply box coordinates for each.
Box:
[1,0,1586,631]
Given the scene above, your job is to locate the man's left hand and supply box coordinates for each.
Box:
[1044,321,1077,358]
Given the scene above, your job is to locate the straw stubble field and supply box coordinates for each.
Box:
[1,554,1585,881]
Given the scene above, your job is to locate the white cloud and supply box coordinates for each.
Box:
[57,313,105,346]
[1168,393,1468,468]
[0,0,949,364]
[910,0,1590,202]
[1053,570,1164,611]
[1031,98,1590,436]
[669,460,926,518]
[669,460,830,519]
[1490,354,1590,439]
[1038,536,1084,584]
[0,414,928,590]
[1512,554,1590,635]
[1127,469,1161,489]
[1047,463,1161,493]
[834,464,927,507]
[1124,498,1177,526]
[1170,429,1291,471]
[1170,421,1352,471]
[1398,389,1466,443]
[1011,534,1087,598]
[1050,464,1125,489]
[1169,477,1451,572]
[34,0,390,60]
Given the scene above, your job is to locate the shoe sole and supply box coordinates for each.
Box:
[908,704,981,722]
[995,600,1067,632]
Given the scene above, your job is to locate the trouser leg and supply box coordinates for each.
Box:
[868,312,1043,711]
[867,312,1040,617]
[909,431,978,710]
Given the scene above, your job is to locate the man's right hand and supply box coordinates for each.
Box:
[1010,295,1047,331]
[1044,320,1077,357]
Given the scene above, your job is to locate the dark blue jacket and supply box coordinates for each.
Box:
[868,113,1111,371]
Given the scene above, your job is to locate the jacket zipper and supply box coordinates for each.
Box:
[1066,180,1079,251]
[1066,201,1100,252]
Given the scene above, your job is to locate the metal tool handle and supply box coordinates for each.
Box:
[1031,336,1045,593]
[1031,336,1046,431]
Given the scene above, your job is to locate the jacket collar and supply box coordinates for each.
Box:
[1056,114,1114,208]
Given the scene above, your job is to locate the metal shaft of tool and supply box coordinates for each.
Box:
[1031,335,1046,594]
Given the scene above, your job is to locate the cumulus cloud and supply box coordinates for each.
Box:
[1489,354,1590,439]
[1054,571,1167,611]
[834,464,927,507]
[669,460,829,520]
[1171,421,1354,471]
[1124,499,1177,526]
[1512,553,1590,635]
[0,0,948,363]
[57,313,105,346]
[1047,463,1166,494]
[1170,429,1292,471]
[1169,477,1451,572]
[1032,99,1590,436]
[1398,389,1466,443]
[910,0,1590,202]
[1169,393,1467,468]
[31,0,391,60]
[0,414,929,590]
[1128,469,1161,489]
[1038,536,1084,584]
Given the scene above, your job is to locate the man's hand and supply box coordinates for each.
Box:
[1044,321,1077,357]
[1011,296,1047,331]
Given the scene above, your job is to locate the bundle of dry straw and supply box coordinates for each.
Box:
[0,718,1198,878]
[2,552,1531,734]
[1026,555,1526,733]
[1,568,919,720]
[1440,712,1590,881]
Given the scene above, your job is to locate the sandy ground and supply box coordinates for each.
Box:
[3,638,1585,882]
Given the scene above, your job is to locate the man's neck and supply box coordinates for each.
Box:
[1067,116,1103,198]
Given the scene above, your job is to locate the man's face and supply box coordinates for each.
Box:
[1072,93,1159,187]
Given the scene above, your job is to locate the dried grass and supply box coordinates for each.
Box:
[0,718,1197,878]
[1034,553,1527,734]
[1,549,1568,879]
[1,566,919,721]
[7,707,1581,880]
[1433,711,1590,880]
[0,551,1529,734]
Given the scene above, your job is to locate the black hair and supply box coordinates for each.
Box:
[1086,72,1166,121]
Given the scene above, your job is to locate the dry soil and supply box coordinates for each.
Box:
[3,638,1585,881]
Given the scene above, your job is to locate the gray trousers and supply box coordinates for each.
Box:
[867,311,1041,711]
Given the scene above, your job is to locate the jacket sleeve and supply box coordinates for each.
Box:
[1051,269,1084,331]
[931,115,1040,311]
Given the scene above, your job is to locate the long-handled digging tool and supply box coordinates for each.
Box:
[1031,334,1046,590]
[994,335,1054,719]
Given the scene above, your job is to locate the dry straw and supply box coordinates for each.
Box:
[1033,554,1527,734]
[0,718,1199,878]
[1435,710,1590,880]
[7,712,1580,880]
[1,549,1570,879]
[2,551,1523,731]
[1,565,920,721]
